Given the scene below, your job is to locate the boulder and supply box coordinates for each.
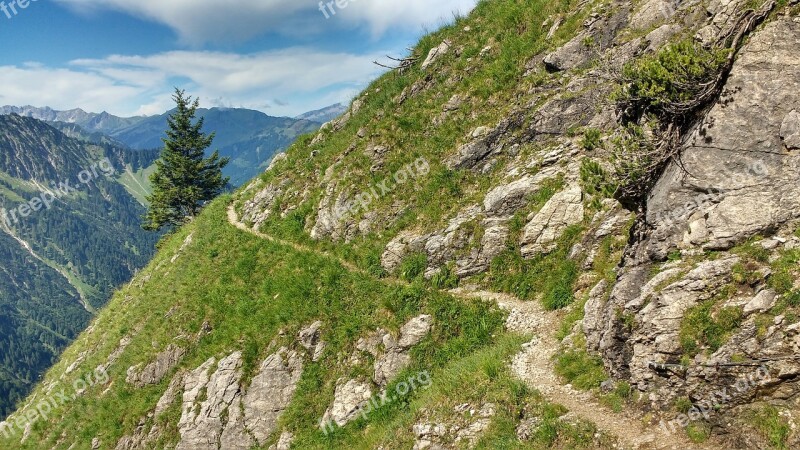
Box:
[520,186,584,257]
[126,345,186,387]
[743,289,777,315]
[322,379,373,427]
[421,40,452,70]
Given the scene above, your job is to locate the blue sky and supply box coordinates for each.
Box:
[0,0,477,117]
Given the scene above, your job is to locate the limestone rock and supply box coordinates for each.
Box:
[126,345,186,387]
[743,289,777,315]
[176,353,243,450]
[781,110,800,150]
[373,315,432,386]
[270,431,294,450]
[520,186,584,258]
[645,19,800,259]
[242,348,304,444]
[154,371,184,417]
[421,40,452,70]
[630,0,674,30]
[542,9,629,71]
[298,321,326,361]
[482,166,562,216]
[322,379,373,427]
[398,315,433,349]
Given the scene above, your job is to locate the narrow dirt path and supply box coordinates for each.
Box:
[227,204,365,275]
[452,289,713,450]
[226,203,708,449]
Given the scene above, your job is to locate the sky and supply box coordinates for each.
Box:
[0,0,478,117]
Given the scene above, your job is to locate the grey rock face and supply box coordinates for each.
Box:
[126,345,186,387]
[241,180,289,230]
[627,257,739,384]
[644,19,800,260]
[781,110,800,150]
[591,21,800,402]
[629,0,673,30]
[542,8,629,71]
[172,348,303,449]
[298,321,326,361]
[242,348,304,444]
[421,40,452,70]
[743,289,777,316]
[483,166,562,217]
[322,379,373,427]
[520,185,584,258]
[309,179,355,241]
[374,315,433,386]
[176,355,238,450]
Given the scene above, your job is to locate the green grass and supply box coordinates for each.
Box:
[554,348,607,391]
[747,405,791,449]
[2,196,511,449]
[679,300,743,357]
[485,223,583,309]
[116,163,155,205]
[232,0,593,275]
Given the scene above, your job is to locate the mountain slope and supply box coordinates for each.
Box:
[5,0,800,449]
[0,115,160,419]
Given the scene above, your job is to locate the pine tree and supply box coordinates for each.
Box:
[143,89,229,231]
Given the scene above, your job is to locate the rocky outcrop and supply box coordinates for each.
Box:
[782,109,800,150]
[298,321,326,362]
[169,347,304,450]
[542,7,629,71]
[421,40,452,70]
[586,18,800,417]
[412,403,497,449]
[176,354,243,450]
[520,185,584,258]
[241,348,303,444]
[126,345,186,387]
[322,379,373,427]
[374,315,433,386]
[241,180,289,230]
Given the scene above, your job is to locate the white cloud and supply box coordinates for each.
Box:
[0,48,386,117]
[54,0,477,44]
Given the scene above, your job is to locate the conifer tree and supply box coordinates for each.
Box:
[143,89,229,231]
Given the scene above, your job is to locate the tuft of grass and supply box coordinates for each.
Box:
[686,422,711,443]
[600,382,635,413]
[580,128,602,151]
[679,301,743,357]
[554,349,607,390]
[747,405,791,449]
[399,252,428,282]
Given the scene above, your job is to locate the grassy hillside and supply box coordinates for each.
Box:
[0,198,606,449]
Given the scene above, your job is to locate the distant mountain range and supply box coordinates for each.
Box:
[0,103,348,186]
[295,103,347,123]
